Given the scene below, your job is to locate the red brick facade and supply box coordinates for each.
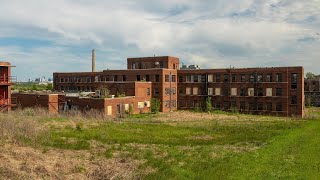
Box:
[0,62,15,112]
[53,56,305,117]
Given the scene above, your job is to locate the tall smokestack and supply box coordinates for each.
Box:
[92,49,96,72]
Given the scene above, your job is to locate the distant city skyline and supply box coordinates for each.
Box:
[0,0,319,81]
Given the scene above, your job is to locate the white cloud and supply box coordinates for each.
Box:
[0,0,319,79]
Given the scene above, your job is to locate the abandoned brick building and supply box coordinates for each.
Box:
[53,55,305,118]
[0,61,16,112]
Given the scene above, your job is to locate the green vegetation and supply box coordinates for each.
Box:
[150,98,161,113]
[1,108,320,179]
[12,82,53,92]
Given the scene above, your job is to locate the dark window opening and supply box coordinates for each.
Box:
[257,103,263,110]
[146,75,150,82]
[232,74,236,82]
[266,102,272,111]
[215,74,221,82]
[291,73,297,89]
[276,73,283,82]
[257,75,263,82]
[155,74,160,82]
[276,103,282,111]
[179,88,183,94]
[193,75,199,82]
[179,76,183,82]
[224,74,229,82]
[276,88,283,96]
[201,75,206,82]
[256,88,263,96]
[122,75,126,81]
[114,75,118,82]
[223,88,229,96]
[240,88,246,96]
[266,74,272,82]
[291,96,297,105]
[147,88,151,95]
[240,102,245,111]
[136,75,141,81]
[154,88,160,95]
[240,74,246,82]
[223,102,230,110]
[249,75,255,82]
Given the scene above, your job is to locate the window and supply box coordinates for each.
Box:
[154,88,160,95]
[165,88,171,95]
[249,75,255,82]
[155,74,160,82]
[179,76,183,82]
[266,102,272,111]
[136,75,141,81]
[165,101,170,108]
[172,75,176,82]
[248,88,254,96]
[186,100,191,108]
[186,87,191,95]
[172,100,177,107]
[266,74,272,82]
[215,103,221,110]
[186,75,192,82]
[172,88,176,94]
[240,74,246,82]
[146,75,150,82]
[201,75,206,82]
[60,78,64,82]
[122,75,126,81]
[276,73,283,82]
[193,87,199,95]
[257,74,263,82]
[266,88,272,96]
[223,88,229,96]
[178,100,183,108]
[240,88,246,96]
[276,103,282,111]
[232,74,237,82]
[224,74,229,82]
[249,102,256,110]
[179,88,183,94]
[231,88,237,96]
[256,88,263,96]
[193,75,199,82]
[114,75,118,82]
[276,88,283,96]
[165,75,170,82]
[208,88,213,95]
[147,88,151,95]
[208,74,213,82]
[215,74,221,82]
[223,102,230,110]
[240,102,245,111]
[291,73,297,89]
[132,63,136,69]
[291,96,297,105]
[138,102,144,109]
[215,88,221,96]
[257,103,263,110]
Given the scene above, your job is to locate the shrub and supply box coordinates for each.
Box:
[151,98,161,114]
[205,97,212,112]
[194,103,201,112]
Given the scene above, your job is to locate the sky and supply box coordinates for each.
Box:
[0,0,319,81]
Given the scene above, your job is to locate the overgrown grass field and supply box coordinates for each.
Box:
[0,108,320,179]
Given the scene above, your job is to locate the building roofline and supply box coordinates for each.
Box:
[127,56,179,59]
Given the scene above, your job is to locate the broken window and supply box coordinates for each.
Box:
[291,73,297,89]
[215,74,221,82]
[276,73,283,82]
[266,102,272,111]
[276,103,282,111]
[291,96,297,105]
[155,74,160,82]
[266,74,272,82]
[276,88,283,96]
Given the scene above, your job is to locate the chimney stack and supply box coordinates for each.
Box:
[92,49,96,72]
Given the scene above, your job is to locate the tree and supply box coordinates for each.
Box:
[205,96,213,112]
[306,72,316,80]
[151,98,161,113]
[98,85,110,98]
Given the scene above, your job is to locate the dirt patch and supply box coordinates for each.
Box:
[0,143,141,179]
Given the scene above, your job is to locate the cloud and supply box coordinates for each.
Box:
[0,0,319,81]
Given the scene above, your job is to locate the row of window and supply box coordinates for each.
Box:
[181,73,298,89]
[178,101,287,112]
[59,74,177,83]
[182,87,287,97]
[59,86,151,96]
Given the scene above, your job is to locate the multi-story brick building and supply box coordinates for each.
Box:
[0,61,16,112]
[53,56,305,117]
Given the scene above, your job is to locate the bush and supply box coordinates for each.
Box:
[205,97,213,112]
[151,98,161,114]
[194,103,201,112]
